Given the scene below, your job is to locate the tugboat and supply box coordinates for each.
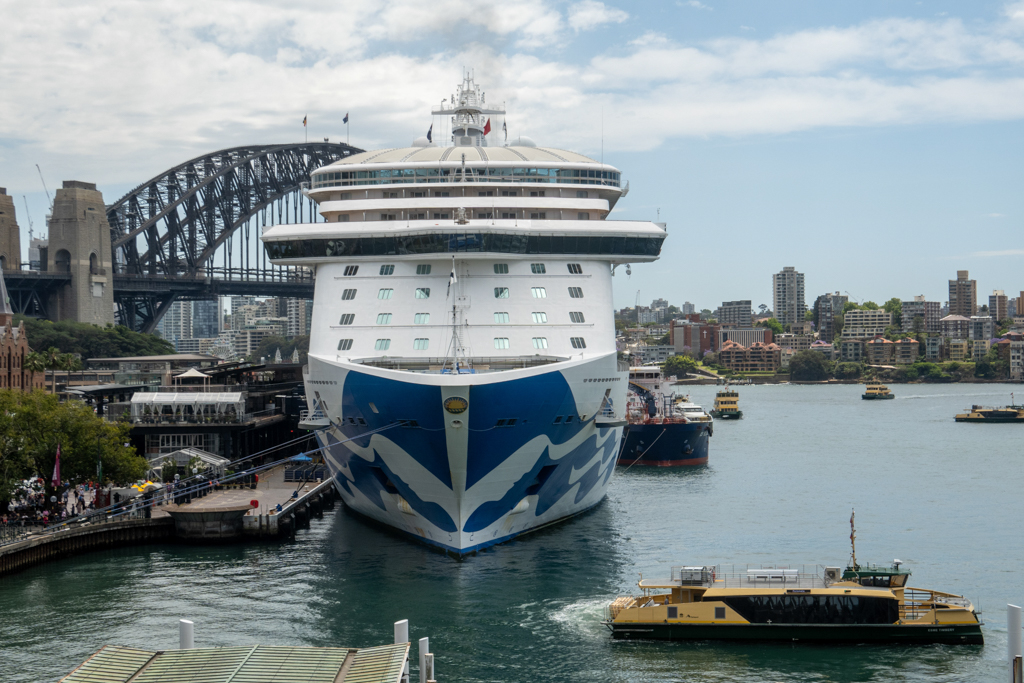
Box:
[603,511,983,644]
[617,367,712,467]
[955,394,1024,422]
[709,388,743,419]
[862,381,895,400]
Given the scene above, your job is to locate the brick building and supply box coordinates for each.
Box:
[0,270,46,391]
[718,340,781,372]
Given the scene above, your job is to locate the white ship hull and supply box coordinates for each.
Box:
[307,352,625,554]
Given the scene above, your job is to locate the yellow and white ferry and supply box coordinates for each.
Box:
[862,381,894,400]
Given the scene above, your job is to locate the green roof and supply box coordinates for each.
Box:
[61,643,409,683]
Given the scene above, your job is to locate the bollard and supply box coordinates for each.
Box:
[418,637,429,683]
[394,620,409,683]
[1010,605,1022,683]
[179,619,194,649]
[424,652,435,683]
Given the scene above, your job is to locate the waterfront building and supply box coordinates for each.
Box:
[1010,340,1024,380]
[925,336,944,361]
[989,290,1009,323]
[718,300,752,327]
[779,347,796,369]
[718,327,771,349]
[972,338,991,360]
[839,338,865,363]
[809,339,836,361]
[894,338,920,365]
[969,315,995,341]
[637,305,663,324]
[940,314,970,339]
[901,296,941,334]
[813,292,848,342]
[841,309,893,338]
[772,266,806,327]
[673,320,720,355]
[718,340,781,372]
[261,74,664,554]
[864,337,895,364]
[286,297,311,337]
[86,353,220,388]
[776,332,813,352]
[949,270,977,317]
[948,339,969,362]
[633,344,675,365]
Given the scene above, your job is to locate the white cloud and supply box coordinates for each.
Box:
[973,249,1024,256]
[568,1,629,32]
[985,212,1006,217]
[681,1,712,10]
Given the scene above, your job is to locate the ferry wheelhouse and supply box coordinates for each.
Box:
[262,76,665,554]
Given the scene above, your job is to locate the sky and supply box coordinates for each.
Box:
[2,0,1024,311]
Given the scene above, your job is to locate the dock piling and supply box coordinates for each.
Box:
[418,637,430,683]
[179,619,194,649]
[395,619,409,683]
[1010,604,1022,683]
[424,653,435,683]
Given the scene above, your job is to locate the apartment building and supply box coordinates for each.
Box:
[842,310,893,338]
[894,338,919,365]
[772,267,806,327]
[718,300,753,327]
[989,290,1009,322]
[901,296,940,334]
[948,270,977,317]
[864,337,895,364]
[814,292,848,341]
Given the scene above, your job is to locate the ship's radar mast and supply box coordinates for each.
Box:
[432,72,505,147]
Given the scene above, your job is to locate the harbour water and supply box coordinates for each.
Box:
[2,384,1020,682]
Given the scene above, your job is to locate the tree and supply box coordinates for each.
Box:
[44,346,62,393]
[834,362,862,379]
[789,350,831,381]
[832,313,845,342]
[756,318,784,335]
[861,301,879,310]
[804,310,815,321]
[14,316,175,359]
[911,315,925,336]
[663,355,697,378]
[883,298,902,328]
[24,352,46,388]
[758,304,769,316]
[842,301,859,314]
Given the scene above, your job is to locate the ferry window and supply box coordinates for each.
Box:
[494,312,510,323]
[379,264,395,275]
[667,606,678,619]
[416,264,432,275]
[377,288,393,299]
[531,263,546,274]
[432,213,450,219]
[569,311,585,323]
[577,212,590,220]
[338,339,353,351]
[715,607,725,619]
[413,338,429,350]
[568,287,584,298]
[339,314,355,325]
[415,288,430,299]
[570,337,587,349]
[344,265,359,276]
[530,191,546,197]
[576,191,588,198]
[494,337,510,349]
[414,313,430,324]
[342,289,357,300]
[376,313,392,324]
[530,212,547,219]
[567,263,583,274]
[532,337,548,349]
[374,339,391,351]
[532,312,547,323]
[531,287,547,298]
[494,264,509,274]
[494,287,510,299]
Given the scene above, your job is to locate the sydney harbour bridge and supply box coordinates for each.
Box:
[6,142,362,333]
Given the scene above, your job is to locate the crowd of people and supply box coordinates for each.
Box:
[2,479,99,529]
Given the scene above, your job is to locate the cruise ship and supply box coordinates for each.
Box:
[262,75,666,555]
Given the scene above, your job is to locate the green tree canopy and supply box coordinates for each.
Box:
[883,298,903,328]
[756,318,784,335]
[663,355,698,378]
[789,350,831,381]
[861,301,879,310]
[252,335,309,364]
[842,301,860,314]
[14,316,174,358]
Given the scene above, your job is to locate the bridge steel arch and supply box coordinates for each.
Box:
[106,142,362,333]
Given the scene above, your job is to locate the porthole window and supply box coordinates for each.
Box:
[413,338,429,350]
[494,312,510,323]
[568,287,584,299]
[379,264,395,275]
[569,311,586,323]
[376,313,392,324]
[415,288,430,299]
[414,313,430,324]
[342,289,357,300]
[338,339,353,350]
[494,264,509,274]
[378,288,393,299]
[494,338,510,349]
[532,337,548,349]
[567,263,583,274]
[494,287,510,299]
[570,337,587,349]
[532,312,547,323]
[531,263,546,274]
[374,339,391,351]
[416,264,432,275]
[531,287,547,298]
[344,265,359,276]
[339,314,355,325]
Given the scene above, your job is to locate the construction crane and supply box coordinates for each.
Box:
[35,164,52,212]
[21,195,34,243]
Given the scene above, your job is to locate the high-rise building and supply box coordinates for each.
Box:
[989,290,1009,323]
[772,267,805,327]
[948,270,977,317]
[192,299,220,338]
[813,292,848,341]
[681,302,695,315]
[901,296,941,334]
[718,300,752,327]
[158,300,192,343]
[286,298,310,337]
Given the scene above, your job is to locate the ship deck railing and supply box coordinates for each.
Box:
[353,355,568,372]
[899,587,974,621]
[643,565,836,590]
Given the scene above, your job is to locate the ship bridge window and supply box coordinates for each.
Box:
[494,264,509,274]
[570,337,587,349]
[532,312,547,323]
[569,311,585,323]
[530,212,547,219]
[501,190,518,197]
[342,289,357,300]
[577,212,590,220]
[567,263,583,274]
[531,263,546,274]
[576,191,588,198]
[374,339,391,351]
[494,312,509,323]
[568,287,584,298]
[433,213,450,220]
[416,264,431,274]
[380,264,395,275]
[494,338,510,349]
[494,287,509,299]
[413,338,429,350]
[344,265,359,276]
[414,313,430,324]
[339,314,355,325]
[376,313,392,324]
[531,287,547,298]
[415,288,430,299]
[338,339,353,350]
[532,337,548,349]
[530,191,546,197]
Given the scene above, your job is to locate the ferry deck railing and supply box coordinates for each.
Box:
[899,587,974,621]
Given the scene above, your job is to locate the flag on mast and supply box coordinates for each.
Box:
[483,117,491,136]
[447,257,457,297]
[343,112,349,124]
[52,443,61,488]
[427,123,433,143]
[503,120,507,141]
[302,115,307,127]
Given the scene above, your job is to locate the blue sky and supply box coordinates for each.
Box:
[2,0,1023,311]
